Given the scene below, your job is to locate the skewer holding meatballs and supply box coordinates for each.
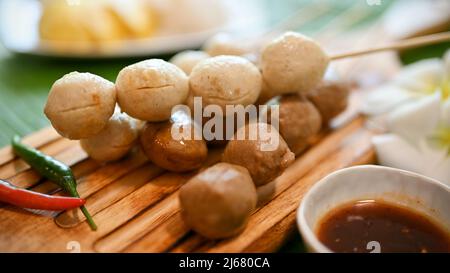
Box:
[44,31,350,178]
[42,30,450,240]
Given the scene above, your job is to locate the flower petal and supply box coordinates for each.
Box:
[388,92,441,145]
[442,97,450,124]
[424,157,450,186]
[372,134,423,173]
[427,126,450,155]
[394,58,444,95]
[361,84,413,115]
[417,139,450,185]
[373,134,450,185]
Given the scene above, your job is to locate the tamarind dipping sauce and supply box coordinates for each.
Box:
[316,200,450,253]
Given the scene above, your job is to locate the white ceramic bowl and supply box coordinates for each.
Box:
[297,165,450,253]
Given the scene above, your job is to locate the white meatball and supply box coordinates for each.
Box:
[169,50,210,75]
[80,109,139,162]
[44,72,116,140]
[116,59,189,121]
[261,31,329,95]
[189,55,261,111]
[203,32,250,57]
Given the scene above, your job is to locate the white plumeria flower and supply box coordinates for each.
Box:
[362,52,450,185]
[373,133,449,183]
[388,92,442,146]
[362,58,445,116]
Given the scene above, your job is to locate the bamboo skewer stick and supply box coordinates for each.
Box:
[330,31,450,60]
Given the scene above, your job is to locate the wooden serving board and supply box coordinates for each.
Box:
[0,27,398,253]
[0,26,405,252]
[0,110,376,252]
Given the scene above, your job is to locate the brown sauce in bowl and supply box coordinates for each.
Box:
[316,200,450,253]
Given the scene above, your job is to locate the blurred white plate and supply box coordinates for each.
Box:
[0,0,266,58]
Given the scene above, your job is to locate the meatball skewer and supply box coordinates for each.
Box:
[260,31,450,101]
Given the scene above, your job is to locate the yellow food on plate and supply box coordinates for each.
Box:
[107,0,158,39]
[39,0,157,52]
[39,0,94,51]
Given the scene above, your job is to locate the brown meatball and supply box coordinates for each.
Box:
[222,122,295,186]
[264,94,322,155]
[179,162,257,239]
[140,109,208,172]
[307,81,350,125]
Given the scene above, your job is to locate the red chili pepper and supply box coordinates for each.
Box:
[0,179,86,211]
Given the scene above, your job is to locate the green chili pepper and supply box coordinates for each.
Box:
[11,135,97,231]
